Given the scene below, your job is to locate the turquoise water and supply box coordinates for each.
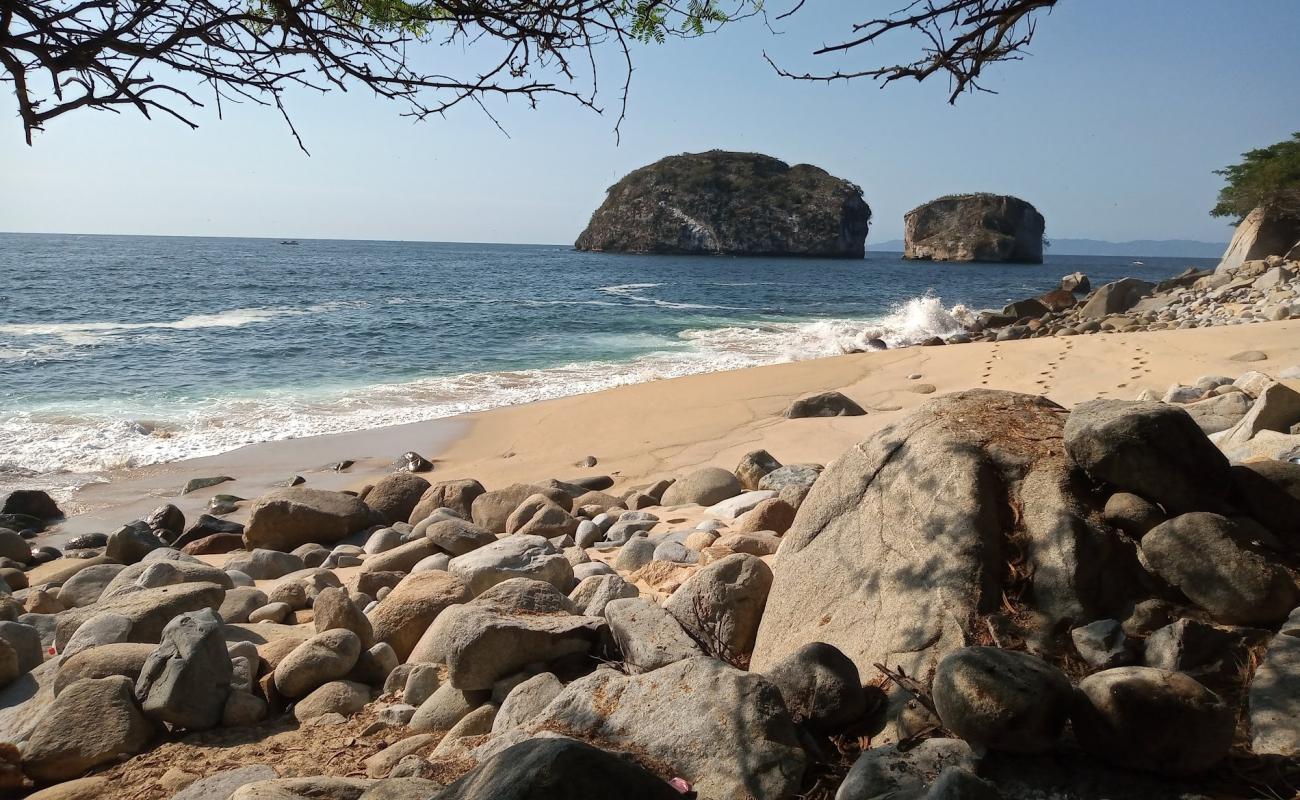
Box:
[0,233,1216,490]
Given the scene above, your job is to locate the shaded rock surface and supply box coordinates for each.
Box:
[903,194,1044,263]
[575,150,870,258]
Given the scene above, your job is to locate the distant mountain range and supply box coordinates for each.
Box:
[870,238,1228,259]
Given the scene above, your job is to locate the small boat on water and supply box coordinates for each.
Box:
[280,240,300,245]
[1130,260,1145,266]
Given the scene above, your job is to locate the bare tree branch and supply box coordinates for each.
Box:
[766,0,1057,103]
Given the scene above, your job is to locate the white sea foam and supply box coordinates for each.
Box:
[0,294,972,488]
[596,283,742,310]
[0,304,350,347]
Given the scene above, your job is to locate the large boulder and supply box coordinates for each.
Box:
[784,391,866,419]
[760,641,867,734]
[243,488,373,551]
[1072,666,1235,775]
[409,478,486,524]
[22,676,154,782]
[437,737,680,800]
[1,490,61,520]
[903,193,1044,263]
[604,597,704,674]
[447,535,573,596]
[1140,513,1296,626]
[54,582,225,650]
[1063,400,1231,514]
[660,467,743,507]
[753,391,1142,689]
[1216,206,1300,274]
[54,643,156,694]
[135,608,231,729]
[1218,381,1300,449]
[574,150,870,258]
[1250,613,1300,756]
[471,483,571,533]
[365,473,430,525]
[420,519,496,557]
[931,646,1072,754]
[665,553,772,662]
[1077,277,1154,319]
[368,570,471,661]
[524,656,805,800]
[836,738,979,800]
[409,579,604,690]
[273,628,362,698]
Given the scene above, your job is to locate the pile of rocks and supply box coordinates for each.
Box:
[957,253,1300,343]
[1,388,1299,798]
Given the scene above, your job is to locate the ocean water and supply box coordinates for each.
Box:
[0,233,1218,496]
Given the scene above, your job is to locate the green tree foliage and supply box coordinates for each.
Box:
[1212,132,1300,222]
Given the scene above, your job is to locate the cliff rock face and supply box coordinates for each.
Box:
[574,151,870,258]
[1216,206,1300,275]
[904,194,1045,263]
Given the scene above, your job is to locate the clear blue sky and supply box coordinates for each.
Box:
[2,0,1297,244]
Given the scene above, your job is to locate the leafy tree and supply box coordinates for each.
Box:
[1,0,1057,147]
[1211,132,1300,223]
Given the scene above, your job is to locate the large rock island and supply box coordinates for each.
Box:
[574,150,871,257]
[904,193,1045,263]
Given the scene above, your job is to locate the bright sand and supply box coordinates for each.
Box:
[54,319,1300,540]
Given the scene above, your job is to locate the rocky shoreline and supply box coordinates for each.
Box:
[2,254,1300,799]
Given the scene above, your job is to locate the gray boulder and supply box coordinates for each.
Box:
[408,578,604,690]
[931,647,1071,754]
[274,628,362,698]
[170,765,280,800]
[243,488,373,551]
[421,518,496,556]
[1182,391,1253,435]
[313,586,375,649]
[665,552,771,662]
[55,582,225,650]
[757,464,823,509]
[736,449,783,491]
[568,574,639,616]
[614,537,656,572]
[604,597,703,674]
[505,494,579,539]
[135,608,231,729]
[436,737,680,800]
[22,675,154,782]
[56,563,128,608]
[105,525,165,564]
[447,535,573,596]
[1072,666,1235,775]
[1218,381,1300,449]
[367,571,471,661]
[660,467,743,507]
[361,537,441,574]
[408,682,489,734]
[472,483,563,533]
[753,391,1143,705]
[1144,618,1269,681]
[492,672,564,733]
[0,621,43,674]
[762,641,867,734]
[223,549,305,580]
[1077,278,1154,318]
[409,478,486,524]
[836,739,978,800]
[1250,613,1300,756]
[1064,400,1231,514]
[524,656,805,800]
[1101,493,1166,538]
[1141,512,1296,625]
[61,613,133,658]
[785,391,866,418]
[1070,619,1134,668]
[220,586,270,625]
[293,679,370,722]
[365,473,430,525]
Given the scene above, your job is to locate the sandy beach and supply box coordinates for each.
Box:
[57,317,1300,540]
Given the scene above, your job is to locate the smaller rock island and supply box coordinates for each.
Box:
[575,150,871,258]
[904,193,1045,263]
